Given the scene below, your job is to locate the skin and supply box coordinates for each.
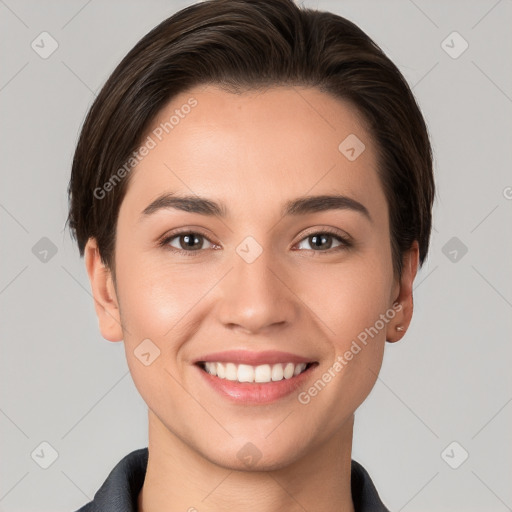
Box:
[84,85,419,512]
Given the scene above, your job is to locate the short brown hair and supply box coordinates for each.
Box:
[66,0,435,281]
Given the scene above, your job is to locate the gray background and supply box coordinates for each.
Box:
[1,0,511,511]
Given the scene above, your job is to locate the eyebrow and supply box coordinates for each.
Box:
[139,192,372,223]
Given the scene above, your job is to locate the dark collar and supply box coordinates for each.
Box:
[75,448,390,512]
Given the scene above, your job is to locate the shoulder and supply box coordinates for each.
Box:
[351,459,391,512]
[73,449,390,512]
[72,447,149,512]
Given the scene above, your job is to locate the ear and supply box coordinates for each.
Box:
[84,237,124,342]
[386,240,420,343]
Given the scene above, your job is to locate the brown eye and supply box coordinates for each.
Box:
[160,231,215,255]
[308,233,335,250]
[296,231,351,253]
[176,233,204,251]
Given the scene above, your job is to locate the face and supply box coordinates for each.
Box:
[86,84,417,471]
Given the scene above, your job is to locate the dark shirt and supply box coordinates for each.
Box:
[74,447,391,511]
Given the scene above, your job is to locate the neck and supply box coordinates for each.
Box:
[138,412,355,512]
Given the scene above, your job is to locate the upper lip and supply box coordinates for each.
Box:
[194,350,316,366]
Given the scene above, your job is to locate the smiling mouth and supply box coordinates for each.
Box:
[196,361,318,384]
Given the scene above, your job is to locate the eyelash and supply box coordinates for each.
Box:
[158,228,352,257]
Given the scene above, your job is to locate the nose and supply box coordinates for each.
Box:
[216,244,298,335]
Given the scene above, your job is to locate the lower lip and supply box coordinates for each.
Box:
[195,363,317,404]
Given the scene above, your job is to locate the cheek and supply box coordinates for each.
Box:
[297,257,393,411]
[298,253,394,348]
[115,245,208,339]
[115,256,208,410]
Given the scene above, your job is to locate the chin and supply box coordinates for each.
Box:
[201,437,305,472]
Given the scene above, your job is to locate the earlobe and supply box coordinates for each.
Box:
[386,241,420,343]
[84,238,124,342]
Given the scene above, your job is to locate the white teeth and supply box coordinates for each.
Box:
[225,362,238,381]
[204,362,216,375]
[237,364,254,383]
[293,363,304,376]
[201,361,308,383]
[271,364,283,381]
[283,362,295,379]
[216,362,226,378]
[255,364,271,383]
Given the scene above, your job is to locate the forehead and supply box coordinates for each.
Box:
[120,84,386,223]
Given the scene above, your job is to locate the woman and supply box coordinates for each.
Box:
[67,0,435,510]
